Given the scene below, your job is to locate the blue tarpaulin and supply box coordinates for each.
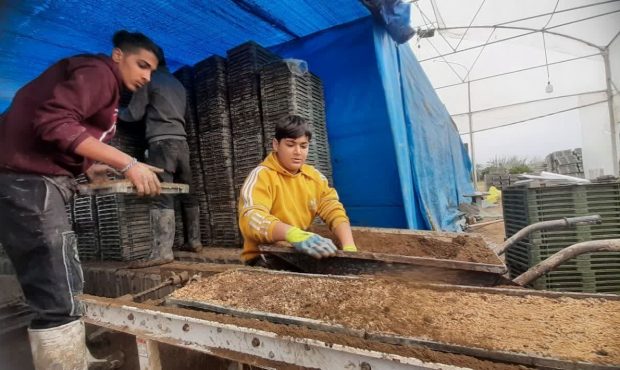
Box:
[0,1,368,110]
[272,18,474,230]
[0,1,473,231]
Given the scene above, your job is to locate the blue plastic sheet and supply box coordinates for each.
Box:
[1,2,472,230]
[272,18,473,230]
[0,1,369,111]
[272,18,410,228]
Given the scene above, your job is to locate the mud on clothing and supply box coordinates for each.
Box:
[0,54,123,329]
[0,173,82,329]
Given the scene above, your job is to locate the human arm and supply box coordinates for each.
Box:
[75,137,161,195]
[315,172,356,251]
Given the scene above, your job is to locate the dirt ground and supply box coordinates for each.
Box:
[467,220,506,247]
[170,269,620,366]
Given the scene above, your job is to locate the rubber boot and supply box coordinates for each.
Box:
[28,319,87,370]
[182,206,203,252]
[128,209,175,269]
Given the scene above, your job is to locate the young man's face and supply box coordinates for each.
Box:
[273,136,309,173]
[112,48,158,91]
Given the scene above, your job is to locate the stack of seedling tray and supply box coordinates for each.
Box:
[503,182,620,293]
[174,66,212,246]
[194,55,242,246]
[227,41,280,197]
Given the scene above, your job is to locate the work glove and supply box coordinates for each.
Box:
[285,227,337,259]
[342,244,358,252]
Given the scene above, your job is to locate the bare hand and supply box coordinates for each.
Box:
[144,164,164,174]
[85,164,120,184]
[123,162,162,196]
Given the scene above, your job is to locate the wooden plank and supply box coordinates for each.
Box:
[258,245,508,274]
[77,180,189,195]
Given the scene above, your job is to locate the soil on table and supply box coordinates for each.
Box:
[89,295,530,370]
[312,225,501,265]
[170,269,620,366]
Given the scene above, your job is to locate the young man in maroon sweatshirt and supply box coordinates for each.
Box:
[0,30,162,369]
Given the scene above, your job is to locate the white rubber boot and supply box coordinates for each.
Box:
[28,320,87,370]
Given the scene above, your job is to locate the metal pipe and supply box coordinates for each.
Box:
[495,215,602,255]
[119,271,190,302]
[514,239,620,286]
[603,48,619,176]
[468,80,477,185]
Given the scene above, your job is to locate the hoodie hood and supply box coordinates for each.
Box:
[261,152,312,178]
[91,53,123,90]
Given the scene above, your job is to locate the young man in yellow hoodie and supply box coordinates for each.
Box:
[238,115,357,269]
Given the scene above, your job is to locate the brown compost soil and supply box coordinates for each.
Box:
[169,270,620,366]
[311,225,501,265]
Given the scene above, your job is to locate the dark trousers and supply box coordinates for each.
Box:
[148,138,198,210]
[0,173,83,329]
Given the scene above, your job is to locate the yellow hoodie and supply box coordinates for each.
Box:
[238,152,349,261]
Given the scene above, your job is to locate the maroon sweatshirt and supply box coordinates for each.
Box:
[0,54,123,177]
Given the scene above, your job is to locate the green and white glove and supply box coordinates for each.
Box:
[285,227,337,259]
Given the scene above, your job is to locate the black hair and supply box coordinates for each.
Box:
[155,45,167,67]
[112,30,159,57]
[275,115,312,141]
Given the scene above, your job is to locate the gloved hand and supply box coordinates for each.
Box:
[285,227,337,259]
[342,244,358,252]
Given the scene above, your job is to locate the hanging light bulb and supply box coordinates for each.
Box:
[545,81,554,93]
[542,32,553,94]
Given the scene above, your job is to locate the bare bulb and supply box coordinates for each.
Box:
[545,81,554,93]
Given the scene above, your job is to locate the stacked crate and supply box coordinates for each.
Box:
[484,173,521,190]
[260,61,333,183]
[545,148,584,178]
[309,73,333,184]
[194,56,242,246]
[227,42,280,197]
[94,122,152,261]
[73,175,100,261]
[502,182,620,293]
[96,193,152,261]
[260,60,313,152]
[173,66,212,246]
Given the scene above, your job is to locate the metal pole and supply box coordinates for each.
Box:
[468,80,477,186]
[603,48,619,176]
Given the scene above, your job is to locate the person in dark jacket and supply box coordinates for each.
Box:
[0,30,161,369]
[120,47,203,269]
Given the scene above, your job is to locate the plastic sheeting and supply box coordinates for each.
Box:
[272,18,473,230]
[0,1,473,230]
[408,0,620,177]
[0,0,369,111]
